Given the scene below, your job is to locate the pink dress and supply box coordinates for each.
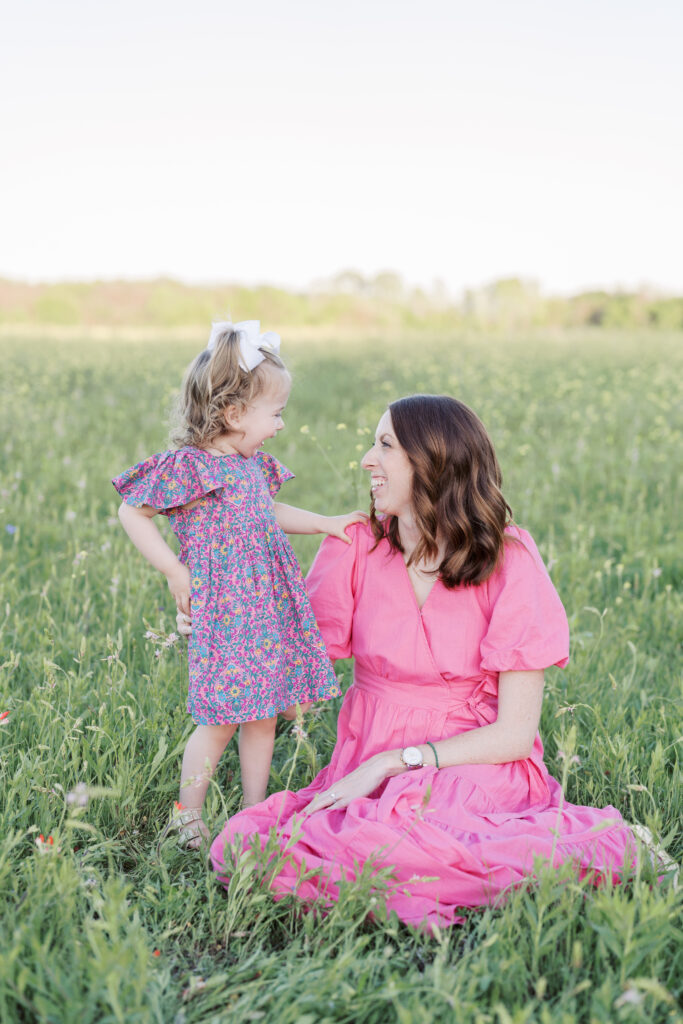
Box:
[112,447,339,724]
[210,522,636,928]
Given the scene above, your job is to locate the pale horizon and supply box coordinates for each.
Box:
[2,0,682,297]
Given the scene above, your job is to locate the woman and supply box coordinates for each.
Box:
[208,395,636,929]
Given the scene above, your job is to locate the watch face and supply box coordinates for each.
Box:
[403,746,423,767]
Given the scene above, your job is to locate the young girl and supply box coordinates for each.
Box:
[113,320,365,848]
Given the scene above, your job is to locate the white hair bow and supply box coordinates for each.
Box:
[207,320,281,372]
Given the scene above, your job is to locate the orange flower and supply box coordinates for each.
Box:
[35,833,58,854]
[0,711,9,722]
[153,949,161,957]
[174,801,185,811]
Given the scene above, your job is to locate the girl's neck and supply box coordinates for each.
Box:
[204,433,240,456]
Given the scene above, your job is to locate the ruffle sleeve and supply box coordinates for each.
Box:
[480,526,569,673]
[112,448,227,515]
[253,451,294,497]
[306,523,365,660]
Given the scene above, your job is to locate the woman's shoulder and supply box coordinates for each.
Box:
[339,518,376,552]
[310,519,374,576]
[497,523,551,581]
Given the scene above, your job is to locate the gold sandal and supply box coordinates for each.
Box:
[157,803,209,854]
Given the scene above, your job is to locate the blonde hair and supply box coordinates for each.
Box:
[170,328,289,449]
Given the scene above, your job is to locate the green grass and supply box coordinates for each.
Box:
[0,329,681,1023]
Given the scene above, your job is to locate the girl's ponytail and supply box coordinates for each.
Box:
[206,328,248,401]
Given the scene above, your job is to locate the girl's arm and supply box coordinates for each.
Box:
[302,670,544,813]
[118,502,191,614]
[273,503,367,545]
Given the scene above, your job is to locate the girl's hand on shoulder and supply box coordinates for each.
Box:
[166,562,191,616]
[320,510,368,545]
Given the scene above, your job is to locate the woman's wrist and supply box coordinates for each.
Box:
[378,749,405,778]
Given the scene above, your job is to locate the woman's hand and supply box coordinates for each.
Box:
[301,753,392,814]
[166,562,191,616]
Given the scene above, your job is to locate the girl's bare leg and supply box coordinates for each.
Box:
[239,717,278,806]
[281,701,312,721]
[178,723,237,845]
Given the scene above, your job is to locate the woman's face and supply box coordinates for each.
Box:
[361,410,414,519]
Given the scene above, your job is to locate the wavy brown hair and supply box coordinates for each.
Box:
[369,394,513,587]
[170,328,288,449]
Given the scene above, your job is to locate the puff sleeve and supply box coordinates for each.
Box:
[254,452,295,497]
[305,524,365,661]
[112,449,226,515]
[480,527,569,673]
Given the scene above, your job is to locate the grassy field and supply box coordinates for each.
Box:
[0,329,681,1023]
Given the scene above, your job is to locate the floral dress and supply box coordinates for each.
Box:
[112,447,340,724]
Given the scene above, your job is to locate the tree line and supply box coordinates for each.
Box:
[1,274,681,330]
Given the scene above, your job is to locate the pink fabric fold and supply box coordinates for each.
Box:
[211,523,636,928]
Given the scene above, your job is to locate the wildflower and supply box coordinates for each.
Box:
[336,423,347,430]
[557,750,581,765]
[0,711,9,722]
[153,949,161,957]
[299,425,310,434]
[109,576,120,595]
[174,801,185,811]
[66,782,89,807]
[144,630,160,641]
[162,633,179,648]
[154,649,162,658]
[614,988,644,1008]
[651,567,663,578]
[100,540,111,553]
[5,524,17,535]
[35,834,59,854]
[292,723,308,741]
[73,550,88,567]
[348,460,358,470]
[65,510,77,522]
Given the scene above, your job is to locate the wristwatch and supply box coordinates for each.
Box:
[400,745,424,769]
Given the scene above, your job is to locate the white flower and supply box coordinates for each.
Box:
[66,782,89,807]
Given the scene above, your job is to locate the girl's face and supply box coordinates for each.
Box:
[224,370,291,458]
[361,410,414,519]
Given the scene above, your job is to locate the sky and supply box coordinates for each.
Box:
[2,0,682,296]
